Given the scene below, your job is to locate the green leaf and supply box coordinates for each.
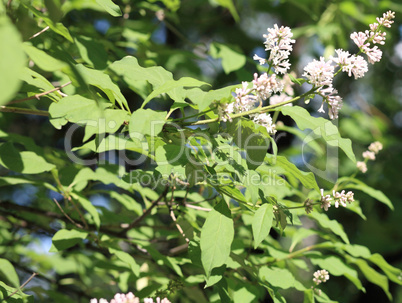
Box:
[49,229,88,252]
[142,77,209,109]
[84,108,129,141]
[350,258,392,300]
[280,106,356,163]
[271,155,320,192]
[0,142,55,174]
[213,181,248,204]
[346,181,393,210]
[229,118,270,170]
[0,281,34,303]
[252,204,274,249]
[109,248,140,276]
[200,200,234,278]
[96,0,122,17]
[310,255,364,291]
[215,0,239,21]
[0,259,19,288]
[309,212,349,244]
[71,192,101,229]
[75,64,129,111]
[49,95,107,128]
[75,36,108,69]
[186,84,239,111]
[259,266,304,290]
[303,289,315,303]
[210,42,246,74]
[23,43,67,72]
[22,2,73,41]
[129,108,166,137]
[289,228,317,252]
[0,15,26,106]
[369,253,402,285]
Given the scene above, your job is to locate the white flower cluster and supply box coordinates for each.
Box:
[351,11,395,64]
[90,293,171,303]
[251,112,277,134]
[313,269,330,285]
[303,11,395,120]
[253,24,295,74]
[269,72,296,107]
[319,188,355,211]
[219,24,296,133]
[357,141,383,173]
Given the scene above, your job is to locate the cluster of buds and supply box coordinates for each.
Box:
[319,189,355,211]
[312,269,330,296]
[313,269,330,285]
[90,293,171,303]
[357,141,383,173]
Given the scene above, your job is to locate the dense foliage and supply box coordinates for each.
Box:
[1,1,402,302]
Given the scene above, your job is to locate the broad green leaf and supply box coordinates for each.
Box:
[75,64,129,111]
[23,43,67,72]
[0,259,19,288]
[252,204,274,249]
[280,106,356,163]
[22,2,73,42]
[0,142,55,174]
[71,192,101,229]
[75,36,108,69]
[84,108,129,141]
[213,181,248,205]
[0,281,34,303]
[49,95,107,128]
[259,266,305,290]
[49,229,88,252]
[229,118,270,170]
[210,42,246,74]
[129,108,166,137]
[309,212,349,244]
[186,84,239,111]
[96,0,122,16]
[109,248,140,276]
[0,16,26,106]
[109,56,173,98]
[346,182,393,210]
[350,258,392,300]
[200,200,234,278]
[19,68,61,102]
[310,255,364,291]
[341,243,371,259]
[0,176,35,187]
[144,245,183,276]
[142,77,209,109]
[270,155,320,192]
[369,253,402,285]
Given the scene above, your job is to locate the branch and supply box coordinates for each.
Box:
[179,87,318,126]
[119,186,169,235]
[9,81,72,104]
[0,106,49,116]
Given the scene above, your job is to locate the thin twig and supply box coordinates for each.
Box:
[184,204,211,212]
[0,106,49,116]
[120,186,169,234]
[9,81,72,104]
[4,272,37,301]
[29,26,50,39]
[69,199,89,230]
[52,198,83,229]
